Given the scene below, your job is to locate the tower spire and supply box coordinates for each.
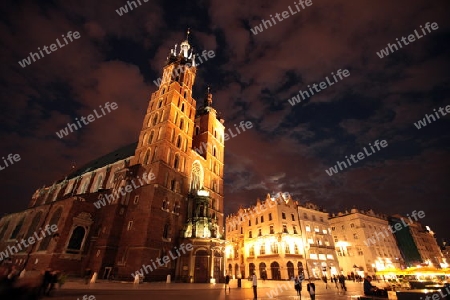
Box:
[205,86,213,107]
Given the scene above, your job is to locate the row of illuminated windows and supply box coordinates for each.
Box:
[305,224,329,234]
[245,224,299,237]
[331,223,386,231]
[246,243,301,257]
[302,213,324,222]
[247,212,296,227]
[309,253,335,260]
[306,238,331,247]
[336,247,364,257]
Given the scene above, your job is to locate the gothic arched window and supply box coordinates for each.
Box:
[152,114,159,126]
[95,175,103,191]
[10,216,25,240]
[38,208,62,251]
[148,131,154,144]
[163,223,171,239]
[174,154,180,169]
[179,118,184,130]
[143,149,151,165]
[176,136,182,148]
[25,212,43,243]
[152,147,158,162]
[66,226,86,254]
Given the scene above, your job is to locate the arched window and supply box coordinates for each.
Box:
[10,216,25,240]
[152,147,158,162]
[24,212,43,243]
[163,223,171,239]
[148,130,154,144]
[66,226,86,254]
[176,136,182,148]
[270,262,281,280]
[152,114,159,126]
[142,133,148,145]
[298,262,304,276]
[96,175,103,191]
[183,91,187,99]
[179,118,184,130]
[195,126,199,135]
[38,208,62,251]
[287,261,294,279]
[259,263,267,279]
[157,127,162,140]
[213,147,217,157]
[158,99,163,108]
[174,112,178,124]
[143,149,151,165]
[249,263,256,277]
[174,154,180,169]
[181,103,185,112]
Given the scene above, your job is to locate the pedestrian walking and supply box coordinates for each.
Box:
[294,275,302,297]
[252,273,257,299]
[225,274,230,292]
[339,274,347,291]
[322,275,328,289]
[306,279,315,300]
[333,275,339,289]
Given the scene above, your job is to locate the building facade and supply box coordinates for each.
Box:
[329,209,403,277]
[0,36,226,283]
[225,193,340,280]
[388,214,444,268]
[297,202,340,279]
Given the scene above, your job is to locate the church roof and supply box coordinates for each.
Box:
[66,142,137,180]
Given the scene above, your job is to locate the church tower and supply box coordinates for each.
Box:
[130,32,225,283]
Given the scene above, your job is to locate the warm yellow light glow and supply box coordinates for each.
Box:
[335,241,349,248]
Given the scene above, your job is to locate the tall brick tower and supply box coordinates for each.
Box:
[130,34,226,283]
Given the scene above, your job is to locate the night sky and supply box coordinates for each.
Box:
[0,0,449,243]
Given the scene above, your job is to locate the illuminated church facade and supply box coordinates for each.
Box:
[0,37,226,283]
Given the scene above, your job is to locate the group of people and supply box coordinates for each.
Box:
[0,264,62,298]
[40,268,61,296]
[292,274,316,299]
